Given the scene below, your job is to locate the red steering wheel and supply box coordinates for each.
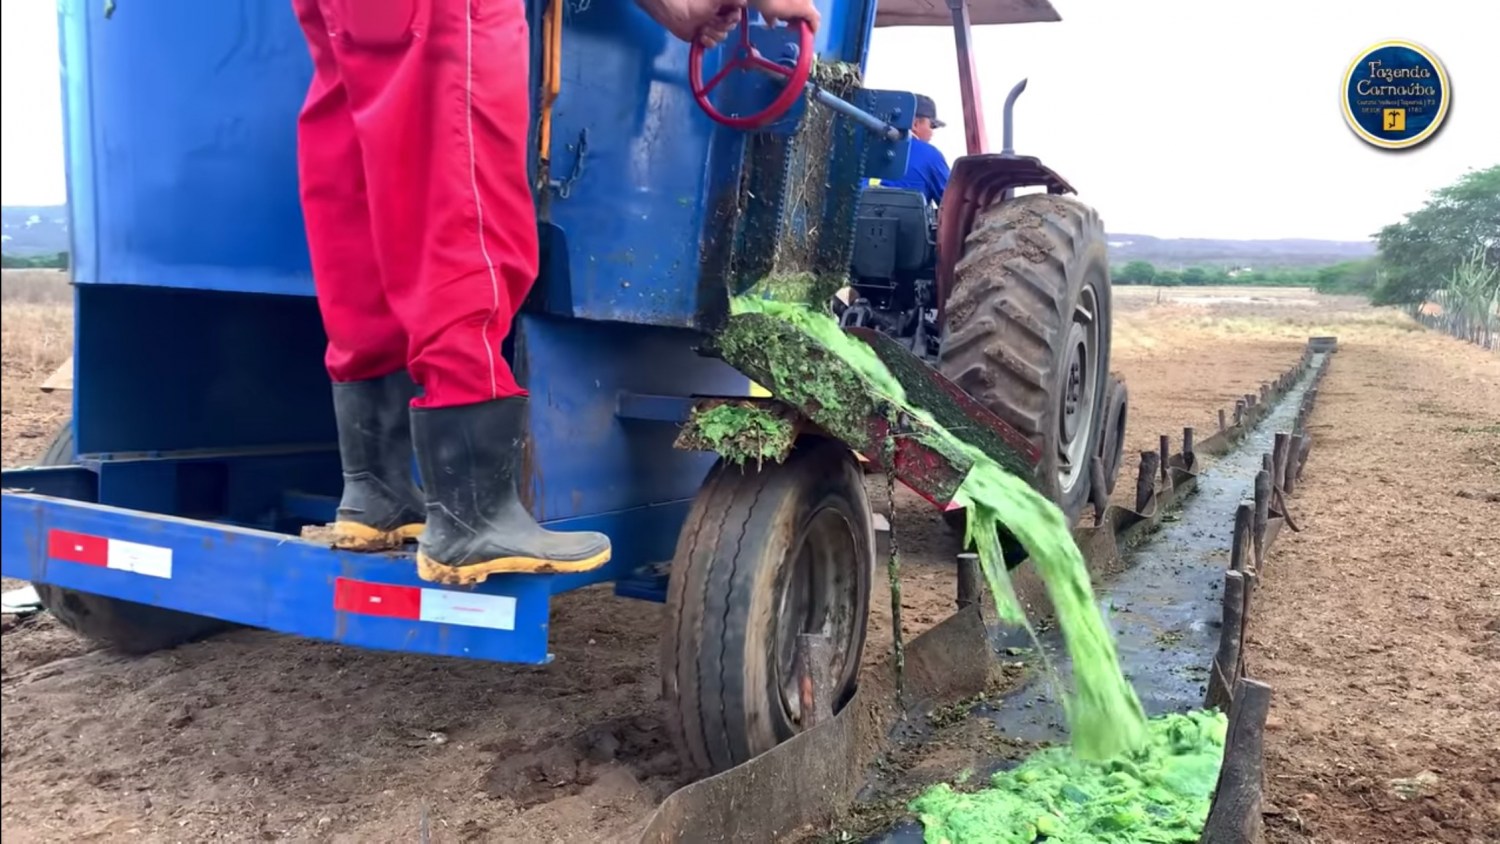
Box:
[688,16,814,131]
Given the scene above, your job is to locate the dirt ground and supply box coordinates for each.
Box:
[5,278,1491,842]
[1252,332,1500,843]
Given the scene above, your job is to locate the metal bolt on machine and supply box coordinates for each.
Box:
[2,0,1124,777]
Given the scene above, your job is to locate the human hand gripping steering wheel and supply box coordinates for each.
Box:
[688,1,819,130]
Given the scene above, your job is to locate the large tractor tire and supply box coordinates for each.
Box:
[938,193,1114,530]
[661,438,874,776]
[31,422,230,655]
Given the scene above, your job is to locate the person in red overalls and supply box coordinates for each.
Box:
[292,0,820,585]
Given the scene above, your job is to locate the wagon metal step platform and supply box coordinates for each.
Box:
[0,482,678,664]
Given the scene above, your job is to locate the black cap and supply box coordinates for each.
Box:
[915,94,946,129]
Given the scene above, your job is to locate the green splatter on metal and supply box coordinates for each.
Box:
[677,403,795,467]
[910,709,1228,843]
[809,60,863,90]
[713,309,880,451]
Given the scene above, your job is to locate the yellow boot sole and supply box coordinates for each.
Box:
[415,547,612,585]
[331,520,424,552]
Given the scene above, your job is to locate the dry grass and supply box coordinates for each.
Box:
[1113,285,1422,345]
[2,269,73,378]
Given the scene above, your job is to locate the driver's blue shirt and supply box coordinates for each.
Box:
[868,137,950,206]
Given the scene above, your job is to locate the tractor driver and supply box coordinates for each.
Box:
[291,0,821,585]
[872,94,951,207]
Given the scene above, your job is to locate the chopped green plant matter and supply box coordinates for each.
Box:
[909,709,1228,844]
[676,402,796,466]
[724,295,1147,760]
[742,271,844,308]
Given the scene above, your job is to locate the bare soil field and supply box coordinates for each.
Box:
[3,278,1495,842]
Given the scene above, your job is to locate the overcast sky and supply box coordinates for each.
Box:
[3,0,1495,241]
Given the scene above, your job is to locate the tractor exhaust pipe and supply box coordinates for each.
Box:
[1001,78,1027,157]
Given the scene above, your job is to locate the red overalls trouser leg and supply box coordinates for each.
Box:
[291,0,612,581]
[293,0,535,407]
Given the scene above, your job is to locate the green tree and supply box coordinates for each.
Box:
[1201,267,1232,286]
[1116,260,1156,285]
[0,252,68,270]
[1313,259,1378,295]
[1374,165,1500,305]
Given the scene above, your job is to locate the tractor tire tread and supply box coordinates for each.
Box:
[938,193,1112,525]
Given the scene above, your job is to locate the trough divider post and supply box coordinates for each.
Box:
[1253,470,1270,569]
[1206,570,1247,711]
[1159,434,1171,483]
[1219,409,1227,435]
[1285,435,1304,495]
[1089,456,1109,526]
[1239,569,1257,658]
[1234,400,1245,428]
[1183,427,1196,471]
[1136,451,1160,513]
[1230,502,1255,573]
[955,553,981,611]
[1272,433,1290,495]
[795,633,835,728]
[1200,677,1273,844]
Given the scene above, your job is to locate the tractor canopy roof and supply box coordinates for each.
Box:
[874,0,1059,27]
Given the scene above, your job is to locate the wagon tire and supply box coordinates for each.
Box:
[31,421,230,655]
[661,437,874,776]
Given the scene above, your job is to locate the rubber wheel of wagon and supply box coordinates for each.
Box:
[31,421,230,655]
[938,193,1113,529]
[661,437,874,776]
[1098,376,1128,496]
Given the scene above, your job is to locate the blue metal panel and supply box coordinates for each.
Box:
[58,0,887,306]
[513,313,749,521]
[857,89,917,181]
[73,285,335,456]
[59,1,314,295]
[0,467,98,504]
[541,11,838,327]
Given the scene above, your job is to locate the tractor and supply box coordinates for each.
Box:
[0,0,1121,781]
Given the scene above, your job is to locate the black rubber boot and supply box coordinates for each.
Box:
[411,397,612,585]
[329,371,426,551]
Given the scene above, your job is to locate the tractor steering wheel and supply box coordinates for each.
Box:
[688,16,814,131]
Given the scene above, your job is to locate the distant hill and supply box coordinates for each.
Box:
[2,205,69,257]
[1105,233,1376,269]
[3,204,1377,270]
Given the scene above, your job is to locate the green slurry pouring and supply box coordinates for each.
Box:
[724,295,1228,842]
[727,295,1147,761]
[911,710,1228,844]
